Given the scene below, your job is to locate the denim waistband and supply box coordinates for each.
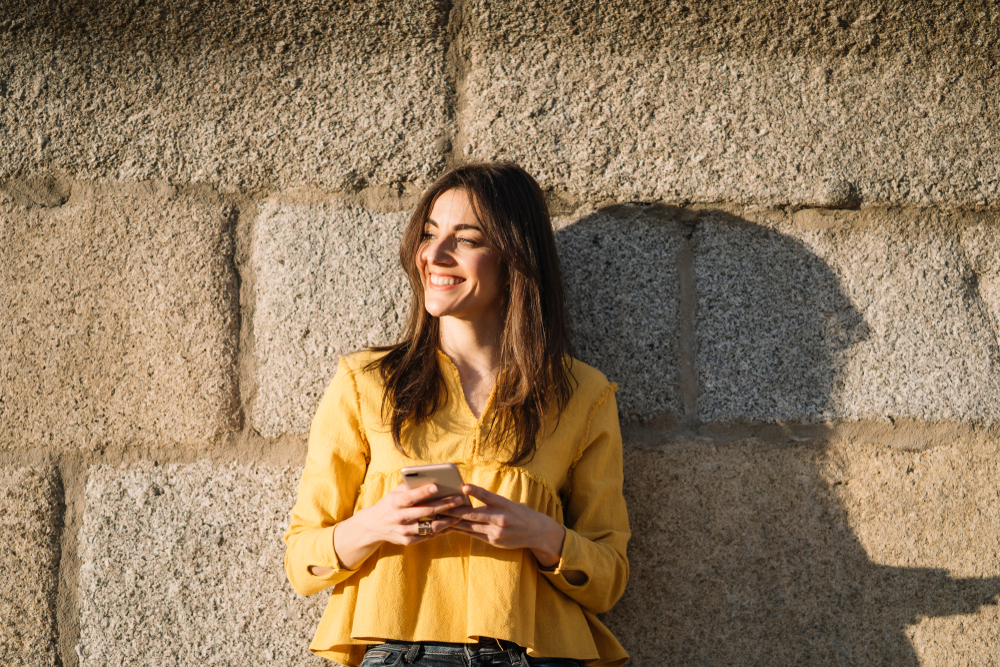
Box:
[370,637,524,657]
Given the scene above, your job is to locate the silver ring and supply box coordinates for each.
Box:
[417,520,433,536]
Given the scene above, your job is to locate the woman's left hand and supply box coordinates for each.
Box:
[440,484,565,568]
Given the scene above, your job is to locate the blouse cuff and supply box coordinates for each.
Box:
[306,524,360,581]
[538,527,588,588]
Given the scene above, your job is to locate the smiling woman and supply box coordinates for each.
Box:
[418,189,507,398]
[284,163,631,667]
[420,190,505,322]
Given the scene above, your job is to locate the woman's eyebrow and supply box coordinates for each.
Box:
[424,219,483,232]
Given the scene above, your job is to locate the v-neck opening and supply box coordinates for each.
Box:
[437,349,498,425]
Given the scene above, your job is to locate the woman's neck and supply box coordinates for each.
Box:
[438,314,502,418]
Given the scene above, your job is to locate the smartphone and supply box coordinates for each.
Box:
[400,463,470,506]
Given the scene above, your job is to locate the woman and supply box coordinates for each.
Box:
[284,163,630,667]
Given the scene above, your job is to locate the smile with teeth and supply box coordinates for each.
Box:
[430,274,465,286]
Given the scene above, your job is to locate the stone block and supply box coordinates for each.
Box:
[694,209,1000,423]
[555,206,684,423]
[0,0,451,190]
[603,440,1000,666]
[251,199,409,437]
[836,439,1000,575]
[0,182,239,449]
[960,224,1000,337]
[0,466,61,667]
[78,462,325,666]
[461,0,1000,205]
[253,200,684,434]
[828,438,1000,665]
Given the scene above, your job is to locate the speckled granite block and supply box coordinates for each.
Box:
[822,438,1000,666]
[461,1,1000,206]
[78,462,325,667]
[606,440,1000,666]
[251,199,410,437]
[960,224,1000,339]
[555,206,684,423]
[0,183,239,450]
[0,0,451,190]
[694,212,1000,423]
[0,466,61,667]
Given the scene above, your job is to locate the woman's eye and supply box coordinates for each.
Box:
[420,232,434,240]
[457,237,478,246]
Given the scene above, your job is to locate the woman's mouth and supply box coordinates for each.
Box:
[429,274,465,287]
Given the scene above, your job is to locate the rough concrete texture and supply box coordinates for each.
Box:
[555,206,683,423]
[0,466,61,667]
[0,182,239,449]
[0,0,451,190]
[830,438,1000,665]
[695,209,1000,423]
[961,224,1000,337]
[605,440,1000,666]
[838,440,1000,573]
[78,462,325,666]
[461,1,1000,205]
[252,199,409,437]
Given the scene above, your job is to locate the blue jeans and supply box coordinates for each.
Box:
[362,639,581,667]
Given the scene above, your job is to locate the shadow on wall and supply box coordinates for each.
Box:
[555,204,688,424]
[555,207,1000,665]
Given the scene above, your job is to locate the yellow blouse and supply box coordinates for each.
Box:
[284,349,630,667]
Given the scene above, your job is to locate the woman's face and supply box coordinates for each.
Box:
[416,188,505,323]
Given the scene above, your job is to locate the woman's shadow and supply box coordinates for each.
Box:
[555,206,1000,666]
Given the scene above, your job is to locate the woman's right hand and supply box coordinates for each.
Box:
[354,483,464,546]
[317,483,464,573]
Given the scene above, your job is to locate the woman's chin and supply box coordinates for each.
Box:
[423,296,466,319]
[425,305,476,322]
[423,304,452,319]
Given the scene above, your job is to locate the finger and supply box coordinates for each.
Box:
[463,484,512,508]
[412,495,468,516]
[448,519,494,535]
[439,505,501,523]
[397,496,467,523]
[396,484,442,507]
[432,516,461,532]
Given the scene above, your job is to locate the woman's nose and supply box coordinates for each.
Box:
[425,236,456,265]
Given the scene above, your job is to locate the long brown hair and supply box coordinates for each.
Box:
[368,162,576,465]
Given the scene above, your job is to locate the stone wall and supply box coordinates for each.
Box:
[2,1,999,665]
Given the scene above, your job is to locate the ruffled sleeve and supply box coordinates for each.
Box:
[540,383,630,614]
[284,357,370,597]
